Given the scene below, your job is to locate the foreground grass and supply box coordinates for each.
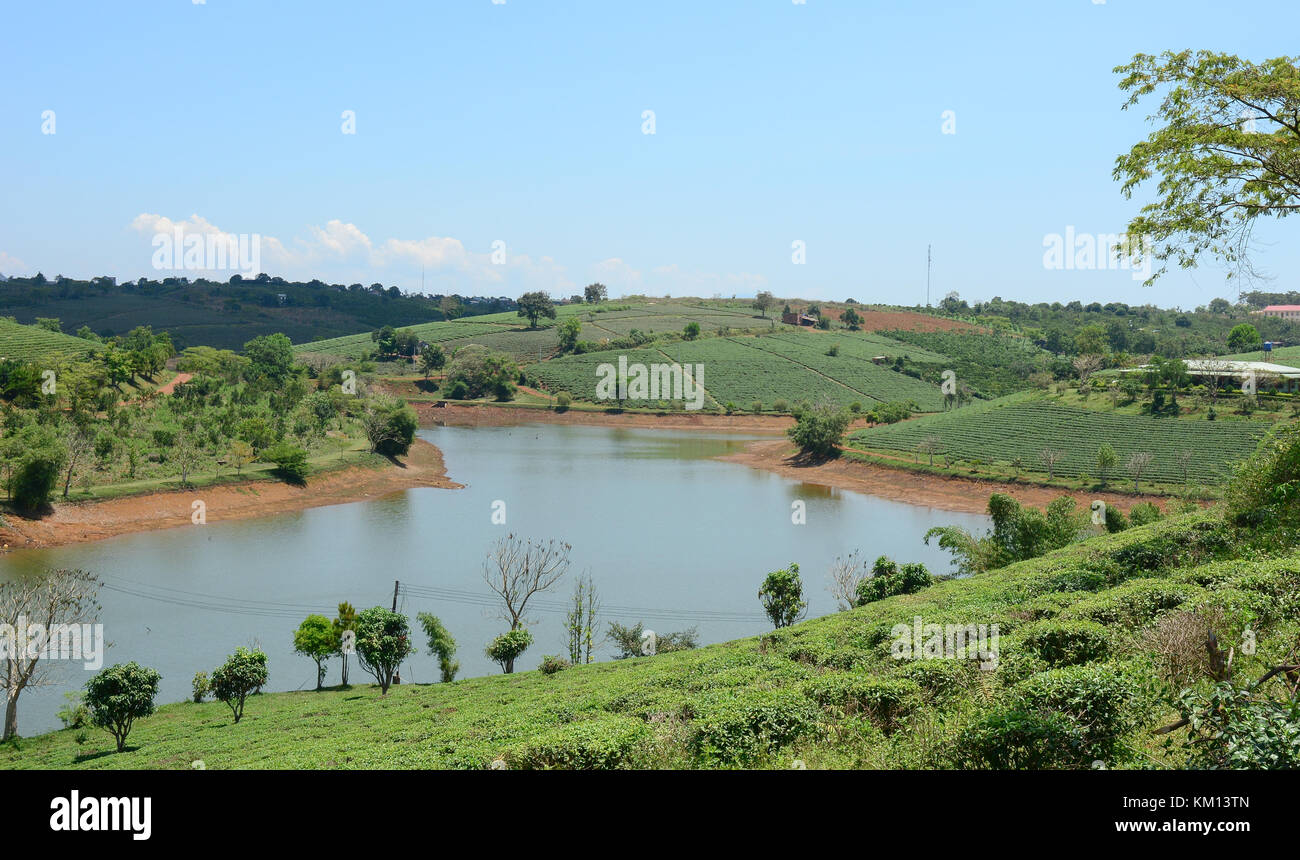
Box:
[5,508,1296,770]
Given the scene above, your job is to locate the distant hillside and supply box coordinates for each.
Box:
[0,318,98,363]
[0,275,518,351]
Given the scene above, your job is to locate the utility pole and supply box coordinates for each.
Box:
[392,580,399,612]
[926,244,932,308]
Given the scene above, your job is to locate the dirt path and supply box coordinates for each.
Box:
[720,439,1174,515]
[0,439,460,551]
[153,372,192,396]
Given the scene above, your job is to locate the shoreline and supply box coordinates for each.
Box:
[0,403,1181,552]
[0,439,460,552]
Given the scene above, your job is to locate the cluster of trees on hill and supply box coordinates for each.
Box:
[929,293,1298,359]
[0,328,416,510]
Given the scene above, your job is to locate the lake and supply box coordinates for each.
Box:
[0,424,989,734]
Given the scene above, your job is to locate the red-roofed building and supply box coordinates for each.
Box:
[1257,305,1300,320]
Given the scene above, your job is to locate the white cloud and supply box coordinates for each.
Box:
[0,251,27,275]
[125,213,758,299]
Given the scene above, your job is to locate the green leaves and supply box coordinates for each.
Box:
[1114,51,1300,284]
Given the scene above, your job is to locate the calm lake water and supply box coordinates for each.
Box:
[1,424,989,735]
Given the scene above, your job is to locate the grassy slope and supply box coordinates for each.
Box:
[0,318,98,363]
[848,390,1272,488]
[4,509,1293,770]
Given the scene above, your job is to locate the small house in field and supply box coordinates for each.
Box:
[781,311,818,326]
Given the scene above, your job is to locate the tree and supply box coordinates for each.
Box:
[229,439,254,474]
[827,551,868,612]
[1073,354,1103,394]
[1227,322,1262,353]
[752,291,775,318]
[60,426,93,499]
[293,615,337,691]
[242,333,296,385]
[485,628,533,674]
[264,441,309,485]
[564,574,600,665]
[440,295,463,320]
[1040,448,1064,480]
[557,316,583,352]
[83,662,161,753]
[916,436,941,467]
[361,396,418,457]
[419,343,446,378]
[1128,452,1155,493]
[683,321,701,340]
[1096,443,1118,486]
[1,568,101,741]
[840,308,863,330]
[758,563,807,628]
[354,606,413,694]
[416,612,458,682]
[1114,52,1300,284]
[172,431,203,488]
[482,535,571,631]
[517,291,557,328]
[583,283,608,304]
[209,646,268,724]
[332,602,357,686]
[443,345,519,400]
[787,401,851,458]
[9,423,66,510]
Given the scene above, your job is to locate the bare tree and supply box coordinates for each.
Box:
[1,568,101,741]
[827,551,867,611]
[1173,450,1194,485]
[60,426,94,499]
[1128,452,1155,493]
[1072,354,1103,395]
[916,436,941,467]
[1198,359,1232,404]
[484,535,572,631]
[1040,448,1064,480]
[173,431,202,487]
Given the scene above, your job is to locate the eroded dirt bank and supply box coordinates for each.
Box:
[0,439,459,551]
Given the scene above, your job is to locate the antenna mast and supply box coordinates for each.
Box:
[926,245,932,308]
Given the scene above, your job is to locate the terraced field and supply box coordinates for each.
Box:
[0,318,99,363]
[848,392,1272,484]
[293,321,510,359]
[532,335,944,411]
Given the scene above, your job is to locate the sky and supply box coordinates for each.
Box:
[1,0,1297,309]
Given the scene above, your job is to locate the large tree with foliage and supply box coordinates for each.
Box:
[354,606,414,694]
[83,662,161,752]
[758,563,807,629]
[517,291,557,328]
[293,614,338,691]
[787,401,851,458]
[210,647,269,723]
[1114,52,1300,284]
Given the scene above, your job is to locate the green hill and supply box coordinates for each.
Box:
[0,318,99,363]
[848,391,1272,487]
[4,508,1295,770]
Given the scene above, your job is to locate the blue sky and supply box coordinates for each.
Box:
[2,0,1296,308]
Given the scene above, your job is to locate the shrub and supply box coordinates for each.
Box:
[83,662,162,752]
[539,654,570,675]
[690,689,820,766]
[264,441,309,485]
[1175,682,1300,770]
[856,557,933,604]
[555,391,572,410]
[210,647,269,724]
[8,423,66,510]
[950,708,1089,769]
[507,715,653,770]
[897,660,975,705]
[57,691,89,729]
[1128,501,1163,527]
[191,671,210,703]
[1014,664,1144,762]
[1060,580,1201,627]
[1017,620,1112,667]
[802,674,920,731]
